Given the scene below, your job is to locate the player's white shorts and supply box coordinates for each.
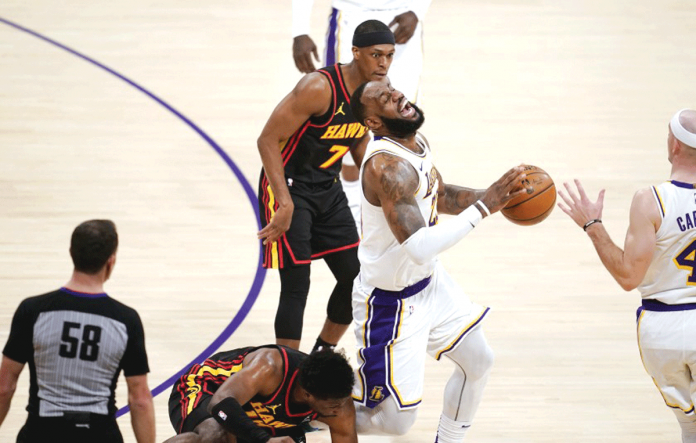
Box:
[637,300,696,415]
[324,6,424,103]
[352,261,489,410]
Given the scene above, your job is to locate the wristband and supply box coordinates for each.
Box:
[211,397,271,443]
[475,200,491,217]
[583,219,602,231]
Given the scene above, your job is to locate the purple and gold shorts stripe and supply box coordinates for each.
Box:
[652,186,665,218]
[435,307,490,361]
[324,8,339,65]
[355,293,403,408]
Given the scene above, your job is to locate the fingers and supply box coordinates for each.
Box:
[562,181,581,204]
[574,179,589,201]
[312,46,320,62]
[557,189,573,208]
[597,189,606,206]
[388,17,398,28]
[299,53,315,74]
[557,201,572,216]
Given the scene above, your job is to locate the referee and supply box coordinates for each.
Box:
[0,220,155,443]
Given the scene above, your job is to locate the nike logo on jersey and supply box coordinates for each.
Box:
[335,102,346,116]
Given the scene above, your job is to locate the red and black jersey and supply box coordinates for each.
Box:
[170,345,317,436]
[269,63,367,186]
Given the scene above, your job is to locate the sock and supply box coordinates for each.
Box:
[311,337,336,354]
[435,413,470,443]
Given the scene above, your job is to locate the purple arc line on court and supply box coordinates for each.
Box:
[0,16,267,417]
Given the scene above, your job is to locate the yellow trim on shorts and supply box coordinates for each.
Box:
[637,309,695,414]
[388,299,422,407]
[435,307,489,360]
[266,184,279,269]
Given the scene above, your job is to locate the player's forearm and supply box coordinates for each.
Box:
[586,224,637,291]
[129,395,155,443]
[438,185,485,215]
[0,391,14,427]
[257,137,293,208]
[402,205,483,264]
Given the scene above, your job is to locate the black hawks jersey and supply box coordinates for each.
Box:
[174,345,317,436]
[269,63,367,186]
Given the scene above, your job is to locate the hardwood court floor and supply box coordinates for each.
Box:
[1,1,695,441]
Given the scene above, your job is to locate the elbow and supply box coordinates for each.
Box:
[0,385,16,400]
[616,276,640,292]
[128,392,153,411]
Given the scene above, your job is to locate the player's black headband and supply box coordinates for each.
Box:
[352,31,395,48]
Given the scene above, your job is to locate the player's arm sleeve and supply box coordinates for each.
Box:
[292,0,315,37]
[409,0,432,21]
[402,204,483,265]
[2,300,34,364]
[121,310,150,377]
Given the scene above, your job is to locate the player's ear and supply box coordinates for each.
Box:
[365,116,381,132]
[351,46,360,60]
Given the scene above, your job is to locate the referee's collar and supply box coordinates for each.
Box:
[60,287,108,298]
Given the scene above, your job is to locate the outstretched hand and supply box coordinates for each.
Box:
[293,35,319,74]
[389,11,418,44]
[257,205,294,245]
[480,166,531,215]
[557,179,605,229]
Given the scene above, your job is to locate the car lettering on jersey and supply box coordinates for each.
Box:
[677,211,696,232]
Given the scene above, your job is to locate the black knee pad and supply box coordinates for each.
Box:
[275,265,311,340]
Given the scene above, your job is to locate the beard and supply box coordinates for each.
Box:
[380,103,425,138]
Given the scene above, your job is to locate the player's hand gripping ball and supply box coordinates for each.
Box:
[501,165,556,226]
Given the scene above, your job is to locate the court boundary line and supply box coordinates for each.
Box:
[0,16,266,417]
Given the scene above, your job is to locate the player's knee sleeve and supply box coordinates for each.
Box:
[275,265,311,340]
[356,399,417,436]
[324,249,360,325]
[673,410,696,442]
[446,326,494,380]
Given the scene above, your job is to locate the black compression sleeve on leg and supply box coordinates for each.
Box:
[211,397,271,443]
[275,264,311,340]
[324,248,360,325]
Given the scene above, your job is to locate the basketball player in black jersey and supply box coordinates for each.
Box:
[0,220,155,443]
[166,346,356,443]
[257,20,396,352]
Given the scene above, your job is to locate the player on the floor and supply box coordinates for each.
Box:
[166,345,356,443]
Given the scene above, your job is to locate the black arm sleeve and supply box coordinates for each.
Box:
[3,300,33,364]
[211,397,272,443]
[121,310,149,377]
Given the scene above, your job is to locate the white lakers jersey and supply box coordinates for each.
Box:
[639,180,696,303]
[358,134,439,291]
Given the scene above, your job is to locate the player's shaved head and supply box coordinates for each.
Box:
[679,110,696,135]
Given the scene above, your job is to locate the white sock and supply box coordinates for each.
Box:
[435,413,470,443]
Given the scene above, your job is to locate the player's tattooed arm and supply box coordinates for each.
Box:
[363,153,425,244]
[435,169,485,215]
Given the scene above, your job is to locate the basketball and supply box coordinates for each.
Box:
[501,165,556,226]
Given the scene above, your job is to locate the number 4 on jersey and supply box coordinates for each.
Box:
[674,239,696,285]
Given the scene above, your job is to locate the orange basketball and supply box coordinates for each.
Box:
[501,165,556,226]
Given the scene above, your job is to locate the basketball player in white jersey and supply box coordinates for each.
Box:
[292,0,431,229]
[558,109,696,442]
[348,78,529,441]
